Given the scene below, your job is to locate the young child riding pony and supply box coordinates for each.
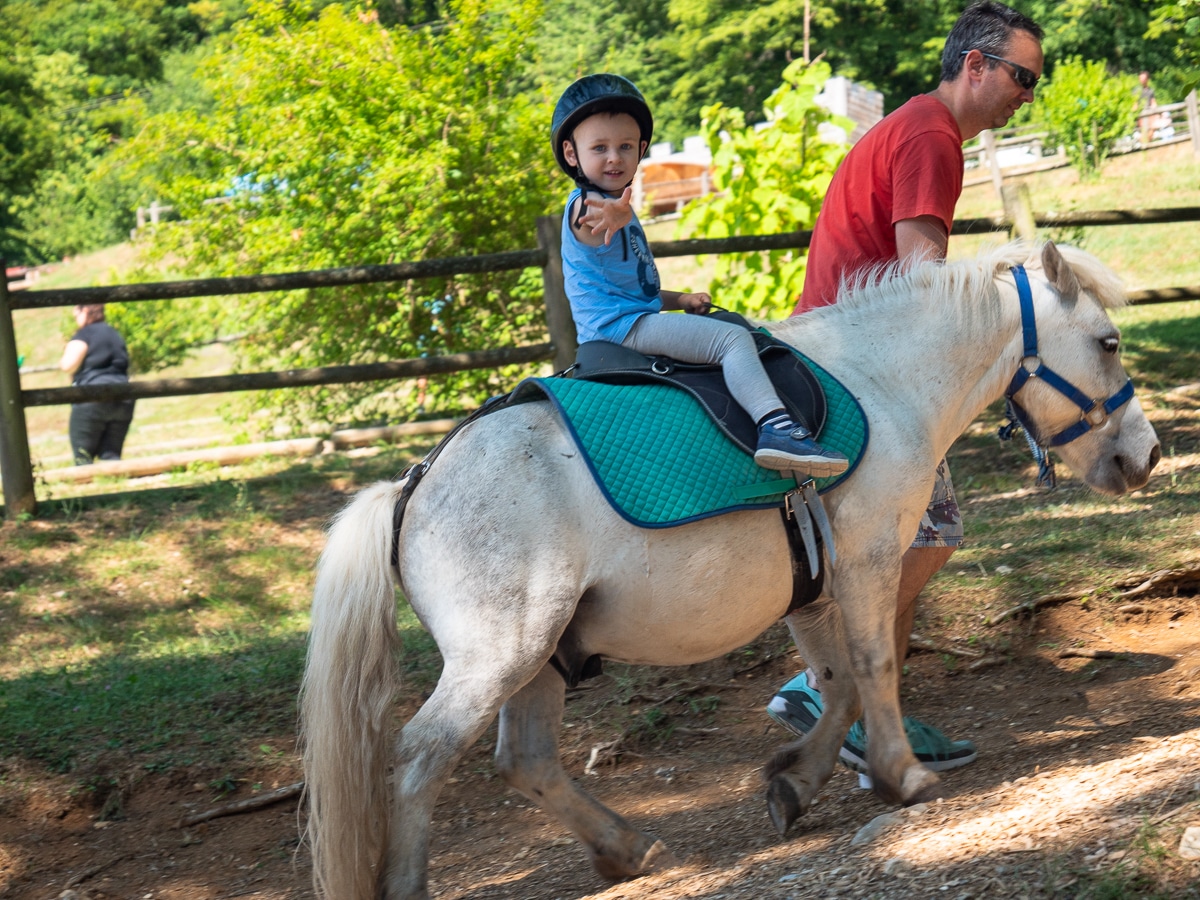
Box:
[552,73,847,477]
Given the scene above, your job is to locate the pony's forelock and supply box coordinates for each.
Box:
[1052,243,1127,309]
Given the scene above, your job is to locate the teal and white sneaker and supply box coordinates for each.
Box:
[766,671,869,771]
[766,670,977,773]
[901,715,977,772]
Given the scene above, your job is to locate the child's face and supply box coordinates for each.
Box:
[562,112,646,193]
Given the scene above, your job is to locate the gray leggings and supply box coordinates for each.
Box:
[623,313,783,423]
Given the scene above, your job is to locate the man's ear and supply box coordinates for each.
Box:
[639,140,648,159]
[962,48,985,83]
[563,140,578,167]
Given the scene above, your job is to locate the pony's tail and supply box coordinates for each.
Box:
[300,479,407,900]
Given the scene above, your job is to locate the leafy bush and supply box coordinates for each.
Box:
[112,0,555,424]
[676,59,851,318]
[1033,57,1138,179]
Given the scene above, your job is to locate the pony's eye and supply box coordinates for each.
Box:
[1101,336,1120,354]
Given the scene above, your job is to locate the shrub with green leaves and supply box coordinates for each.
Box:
[1033,57,1138,179]
[111,0,555,424]
[676,59,851,318]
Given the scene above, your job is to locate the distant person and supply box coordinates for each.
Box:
[1136,71,1157,146]
[60,304,135,465]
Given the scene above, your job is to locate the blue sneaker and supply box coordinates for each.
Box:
[766,672,977,773]
[766,672,867,770]
[754,423,848,477]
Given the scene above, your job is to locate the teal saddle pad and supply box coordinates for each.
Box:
[511,352,868,528]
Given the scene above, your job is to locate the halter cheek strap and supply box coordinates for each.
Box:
[998,264,1136,487]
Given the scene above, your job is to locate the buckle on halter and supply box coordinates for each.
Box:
[1021,355,1040,374]
[1084,399,1109,427]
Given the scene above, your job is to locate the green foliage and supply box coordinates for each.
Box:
[0,54,56,258]
[677,60,850,317]
[807,0,961,113]
[114,0,555,419]
[1147,0,1200,86]
[28,0,166,94]
[1029,0,1178,77]
[1033,58,1138,180]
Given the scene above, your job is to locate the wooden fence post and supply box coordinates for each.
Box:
[1002,183,1037,242]
[1187,90,1200,160]
[0,261,37,518]
[536,215,577,372]
[979,129,1005,204]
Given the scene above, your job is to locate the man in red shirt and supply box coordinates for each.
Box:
[768,0,1044,777]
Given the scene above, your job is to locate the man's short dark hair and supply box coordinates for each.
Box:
[940,1,1043,82]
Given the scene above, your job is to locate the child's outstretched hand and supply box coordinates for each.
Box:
[580,188,634,245]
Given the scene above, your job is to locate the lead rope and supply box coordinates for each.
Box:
[998,400,1056,489]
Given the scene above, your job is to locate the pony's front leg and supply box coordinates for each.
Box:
[496,666,677,881]
[835,545,944,807]
[764,598,859,834]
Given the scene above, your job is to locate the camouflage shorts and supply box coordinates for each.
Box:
[911,458,964,549]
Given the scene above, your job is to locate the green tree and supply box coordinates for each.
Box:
[0,54,56,260]
[810,0,960,111]
[677,59,850,317]
[1034,57,1138,179]
[113,0,555,423]
[536,0,679,139]
[29,0,166,94]
[1147,0,1200,88]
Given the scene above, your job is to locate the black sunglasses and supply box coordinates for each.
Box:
[962,49,1039,91]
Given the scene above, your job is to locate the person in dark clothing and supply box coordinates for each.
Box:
[59,304,136,465]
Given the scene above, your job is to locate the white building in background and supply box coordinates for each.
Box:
[635,77,884,218]
[815,76,884,143]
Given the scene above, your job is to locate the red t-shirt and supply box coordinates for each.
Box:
[796,94,963,313]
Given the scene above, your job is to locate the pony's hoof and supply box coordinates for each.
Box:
[639,839,681,874]
[591,836,676,881]
[873,764,946,806]
[766,776,806,836]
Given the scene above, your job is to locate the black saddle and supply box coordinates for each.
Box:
[571,311,827,455]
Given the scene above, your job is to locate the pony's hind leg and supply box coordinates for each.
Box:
[381,666,528,900]
[495,666,677,882]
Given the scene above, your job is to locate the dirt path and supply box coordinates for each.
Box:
[2,592,1197,899]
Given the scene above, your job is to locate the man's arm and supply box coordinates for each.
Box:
[894,215,949,266]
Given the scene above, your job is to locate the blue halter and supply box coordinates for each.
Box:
[998,265,1135,488]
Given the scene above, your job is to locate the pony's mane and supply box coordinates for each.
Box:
[794,240,1126,329]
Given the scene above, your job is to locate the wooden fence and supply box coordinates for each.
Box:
[4,207,1200,518]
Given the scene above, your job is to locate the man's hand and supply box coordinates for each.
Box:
[579,188,634,245]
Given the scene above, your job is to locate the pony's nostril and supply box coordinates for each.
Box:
[1148,444,1162,472]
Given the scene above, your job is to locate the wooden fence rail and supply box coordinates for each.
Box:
[3,207,1200,517]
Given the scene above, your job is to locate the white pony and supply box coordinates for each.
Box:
[300,241,1159,900]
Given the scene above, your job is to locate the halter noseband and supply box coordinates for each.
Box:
[998,264,1135,488]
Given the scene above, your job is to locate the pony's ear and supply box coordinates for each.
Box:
[1042,241,1080,304]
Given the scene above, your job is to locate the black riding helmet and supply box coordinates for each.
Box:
[551,73,654,183]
